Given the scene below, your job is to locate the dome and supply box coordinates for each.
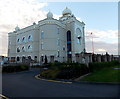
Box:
[62,7,72,16]
[47,11,53,19]
[15,26,20,31]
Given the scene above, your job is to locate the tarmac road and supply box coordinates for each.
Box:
[2,68,120,98]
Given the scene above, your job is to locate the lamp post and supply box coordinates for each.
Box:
[91,32,94,54]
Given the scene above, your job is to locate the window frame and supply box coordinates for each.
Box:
[28,35,32,41]
[77,36,81,44]
[22,36,26,42]
[22,46,25,52]
[41,31,44,39]
[57,39,60,46]
[28,45,32,51]
[17,38,20,43]
[17,47,20,53]
[57,27,59,34]
[41,43,44,50]
[57,50,60,57]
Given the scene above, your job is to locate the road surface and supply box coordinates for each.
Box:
[2,68,120,98]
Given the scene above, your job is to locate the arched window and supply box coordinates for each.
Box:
[67,31,71,42]
[28,56,32,60]
[22,46,25,52]
[28,45,32,51]
[22,56,26,62]
[17,47,20,52]
[67,30,72,62]
[28,35,32,41]
[34,56,37,62]
[63,46,65,51]
[76,28,82,44]
[41,56,44,62]
[77,35,81,44]
[22,37,26,42]
[17,57,20,61]
[17,38,20,43]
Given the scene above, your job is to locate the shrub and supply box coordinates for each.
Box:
[2,64,29,73]
[40,69,60,79]
[57,63,89,79]
[40,63,89,80]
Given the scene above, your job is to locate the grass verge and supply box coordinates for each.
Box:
[79,65,120,83]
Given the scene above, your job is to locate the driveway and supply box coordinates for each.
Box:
[2,68,120,98]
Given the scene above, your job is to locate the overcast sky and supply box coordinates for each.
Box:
[0,0,118,56]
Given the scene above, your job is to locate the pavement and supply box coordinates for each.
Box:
[2,68,120,98]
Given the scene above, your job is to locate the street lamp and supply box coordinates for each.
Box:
[91,32,94,54]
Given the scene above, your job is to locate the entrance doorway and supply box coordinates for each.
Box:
[67,30,72,62]
[50,56,54,63]
[40,56,44,64]
[22,56,26,63]
[75,54,80,63]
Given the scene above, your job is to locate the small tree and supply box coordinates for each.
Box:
[106,52,109,62]
[44,55,48,64]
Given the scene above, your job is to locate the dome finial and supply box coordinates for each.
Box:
[15,25,20,31]
[47,11,53,19]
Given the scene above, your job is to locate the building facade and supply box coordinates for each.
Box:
[8,7,85,64]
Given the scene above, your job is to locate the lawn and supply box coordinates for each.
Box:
[79,65,120,83]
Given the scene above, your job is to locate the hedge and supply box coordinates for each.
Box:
[40,63,89,80]
[2,65,29,73]
[57,63,89,79]
[40,69,60,79]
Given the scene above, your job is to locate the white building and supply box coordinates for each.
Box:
[8,7,85,64]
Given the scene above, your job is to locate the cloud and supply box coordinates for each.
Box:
[85,29,118,55]
[86,41,118,55]
[0,0,48,28]
[0,0,48,56]
[0,1,118,56]
[97,48,106,52]
[85,29,118,43]
[53,14,61,20]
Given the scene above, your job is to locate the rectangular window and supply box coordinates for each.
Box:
[41,56,44,62]
[63,47,65,51]
[57,39,60,46]
[41,31,44,39]
[41,43,44,50]
[57,28,59,34]
[57,51,60,57]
